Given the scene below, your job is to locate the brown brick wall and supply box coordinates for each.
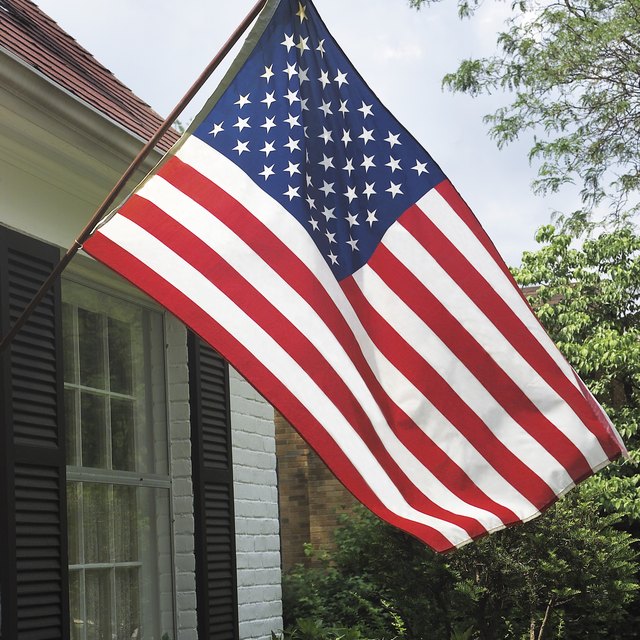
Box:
[275,412,356,570]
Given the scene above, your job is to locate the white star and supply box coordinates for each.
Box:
[339,100,349,115]
[285,161,301,176]
[260,141,276,157]
[361,155,376,172]
[319,127,333,144]
[334,69,348,88]
[413,160,429,176]
[285,89,300,105]
[284,62,298,80]
[319,100,333,116]
[261,65,274,82]
[344,185,358,203]
[320,181,335,197]
[385,132,402,148]
[341,129,352,146]
[366,209,378,226]
[233,140,249,155]
[235,94,251,108]
[284,137,301,152]
[328,251,339,265]
[261,116,277,132]
[316,39,325,56]
[284,185,300,200]
[306,173,313,187]
[296,1,307,22]
[347,236,359,252]
[298,67,310,83]
[209,122,224,137]
[346,212,359,227]
[358,102,373,118]
[325,230,337,244]
[284,113,301,128]
[259,165,275,180]
[321,206,336,221]
[319,154,334,170]
[363,182,376,199]
[306,195,316,210]
[386,157,402,173]
[319,69,330,88]
[309,217,319,231]
[281,33,296,51]
[296,35,309,53]
[262,91,276,108]
[300,98,309,112]
[343,158,355,176]
[359,128,375,144]
[387,181,403,198]
[233,116,251,132]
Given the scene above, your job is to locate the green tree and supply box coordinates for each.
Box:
[283,497,639,640]
[410,0,640,228]
[512,225,640,523]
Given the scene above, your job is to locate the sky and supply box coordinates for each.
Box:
[33,0,577,266]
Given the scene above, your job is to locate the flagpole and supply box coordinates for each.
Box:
[0,0,268,356]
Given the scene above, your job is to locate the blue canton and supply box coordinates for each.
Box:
[194,0,445,280]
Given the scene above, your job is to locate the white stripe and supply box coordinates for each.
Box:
[348,332,541,521]
[417,188,580,388]
[96,213,470,547]
[173,137,550,515]
[382,221,609,469]
[135,176,506,530]
[352,264,575,494]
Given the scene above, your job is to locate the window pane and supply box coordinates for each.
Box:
[85,569,111,640]
[62,302,77,384]
[67,482,80,566]
[113,485,137,562]
[111,398,135,472]
[115,567,140,640]
[63,281,167,474]
[65,389,79,466]
[108,317,133,395]
[82,484,110,564]
[81,393,107,469]
[69,570,82,640]
[78,308,105,389]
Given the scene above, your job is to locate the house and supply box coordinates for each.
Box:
[276,414,356,570]
[0,1,282,638]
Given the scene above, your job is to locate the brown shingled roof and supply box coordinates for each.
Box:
[0,0,180,151]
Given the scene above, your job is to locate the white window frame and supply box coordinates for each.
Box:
[62,260,178,640]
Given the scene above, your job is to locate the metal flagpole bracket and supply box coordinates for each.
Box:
[0,0,269,355]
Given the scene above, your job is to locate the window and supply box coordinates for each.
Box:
[62,280,174,640]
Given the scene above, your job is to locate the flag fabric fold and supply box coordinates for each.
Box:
[84,0,626,551]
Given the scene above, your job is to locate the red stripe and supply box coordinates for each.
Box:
[116,195,493,538]
[340,275,557,510]
[83,231,458,552]
[412,185,623,460]
[152,159,523,524]
[436,180,515,283]
[369,242,593,481]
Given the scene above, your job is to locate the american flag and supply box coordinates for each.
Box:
[84,0,626,551]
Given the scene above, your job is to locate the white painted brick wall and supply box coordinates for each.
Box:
[230,369,284,640]
[165,316,283,640]
[166,317,199,640]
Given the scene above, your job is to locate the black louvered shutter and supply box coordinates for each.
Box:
[0,227,69,640]
[189,335,239,640]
